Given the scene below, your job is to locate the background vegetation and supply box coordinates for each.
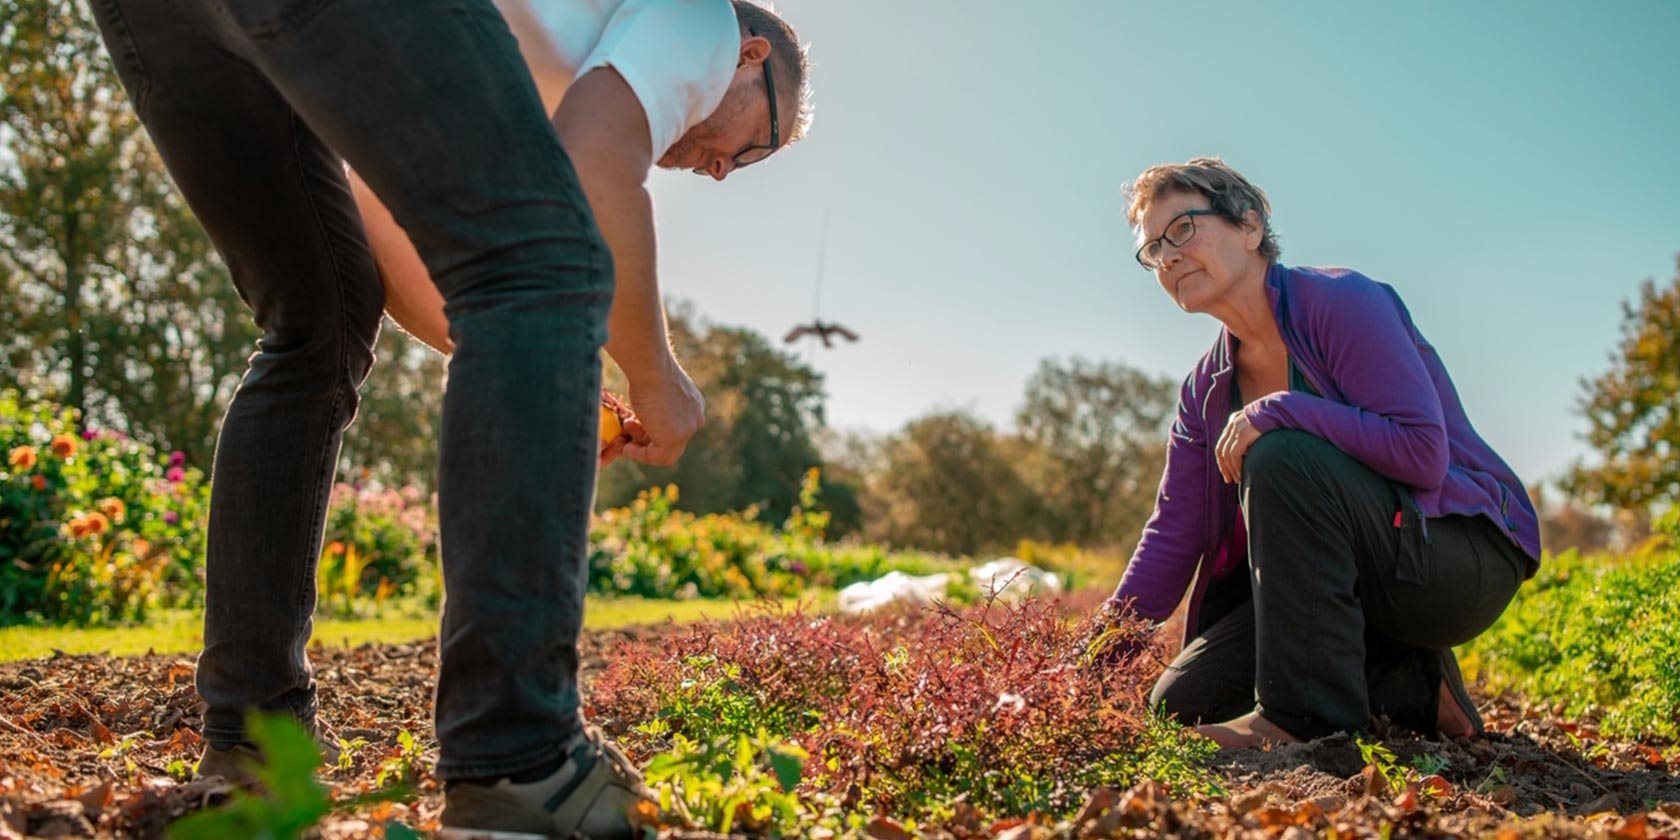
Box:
[0,0,1673,607]
[1463,509,1680,742]
[2,4,1678,838]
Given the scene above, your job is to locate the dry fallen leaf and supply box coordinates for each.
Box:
[864,815,911,840]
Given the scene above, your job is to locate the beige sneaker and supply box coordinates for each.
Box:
[439,727,656,840]
[194,723,343,787]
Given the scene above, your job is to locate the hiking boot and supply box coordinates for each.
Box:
[439,727,657,840]
[1434,648,1484,739]
[194,722,343,787]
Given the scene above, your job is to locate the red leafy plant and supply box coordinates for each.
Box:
[587,591,1218,826]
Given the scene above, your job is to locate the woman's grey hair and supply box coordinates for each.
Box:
[731,0,814,144]
[1123,157,1281,261]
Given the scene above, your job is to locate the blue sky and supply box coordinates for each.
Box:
[646,0,1680,485]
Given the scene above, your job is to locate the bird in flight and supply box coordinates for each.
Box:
[783,319,860,349]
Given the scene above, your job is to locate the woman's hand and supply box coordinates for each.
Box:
[1072,598,1159,671]
[1216,410,1263,484]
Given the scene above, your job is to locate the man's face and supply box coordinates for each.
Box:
[656,35,784,181]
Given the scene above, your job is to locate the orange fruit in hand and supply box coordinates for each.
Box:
[599,390,633,453]
[600,403,623,445]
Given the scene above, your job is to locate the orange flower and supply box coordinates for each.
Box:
[31,475,46,491]
[85,512,110,536]
[67,512,111,539]
[96,497,126,524]
[325,541,346,556]
[50,433,77,459]
[132,538,152,558]
[8,446,36,470]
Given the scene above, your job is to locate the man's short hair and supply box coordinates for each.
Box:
[732,0,812,144]
[1123,157,1281,261]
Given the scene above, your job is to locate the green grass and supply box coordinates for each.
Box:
[0,592,835,662]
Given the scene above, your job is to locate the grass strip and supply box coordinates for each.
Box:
[0,593,834,662]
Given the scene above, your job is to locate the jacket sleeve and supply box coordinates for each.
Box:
[1242,278,1449,489]
[1111,372,1209,621]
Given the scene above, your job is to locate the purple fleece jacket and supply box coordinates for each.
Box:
[1112,263,1541,641]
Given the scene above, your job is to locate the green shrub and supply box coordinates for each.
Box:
[588,473,962,600]
[5,392,992,625]
[313,467,958,615]
[643,730,809,836]
[316,482,440,616]
[310,467,970,615]
[1,392,208,624]
[1465,520,1680,741]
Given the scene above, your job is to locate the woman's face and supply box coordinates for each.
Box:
[1136,191,1261,314]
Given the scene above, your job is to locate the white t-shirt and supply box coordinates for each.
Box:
[527,0,740,160]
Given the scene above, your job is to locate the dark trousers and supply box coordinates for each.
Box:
[89,0,612,779]
[1150,430,1527,739]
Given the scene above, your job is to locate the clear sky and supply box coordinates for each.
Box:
[645,0,1680,486]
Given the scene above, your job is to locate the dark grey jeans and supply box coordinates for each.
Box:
[89,0,610,779]
[1150,430,1527,739]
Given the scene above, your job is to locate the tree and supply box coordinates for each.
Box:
[862,410,1034,556]
[810,427,874,539]
[597,305,829,523]
[1565,258,1680,510]
[1013,357,1174,549]
[0,0,257,460]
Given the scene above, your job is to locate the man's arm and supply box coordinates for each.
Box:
[352,172,452,353]
[354,49,705,462]
[493,0,573,112]
[554,66,704,466]
[551,67,668,387]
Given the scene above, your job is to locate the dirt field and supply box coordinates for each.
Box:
[1,626,1675,839]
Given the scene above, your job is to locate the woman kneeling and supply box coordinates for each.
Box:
[1104,157,1539,748]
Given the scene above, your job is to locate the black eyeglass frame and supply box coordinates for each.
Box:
[729,27,780,169]
[1135,209,1221,269]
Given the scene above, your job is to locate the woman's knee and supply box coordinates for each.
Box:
[1149,670,1198,721]
[1241,430,1351,492]
[1149,667,1250,726]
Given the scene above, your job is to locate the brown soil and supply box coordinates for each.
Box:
[1,627,1675,838]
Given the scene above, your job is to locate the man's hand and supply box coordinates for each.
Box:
[622,364,705,466]
[1216,410,1264,484]
[600,436,628,468]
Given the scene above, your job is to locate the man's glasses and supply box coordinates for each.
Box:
[730,27,780,169]
[1135,209,1220,269]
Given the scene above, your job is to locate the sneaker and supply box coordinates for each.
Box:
[1433,648,1484,739]
[439,727,656,840]
[195,722,343,787]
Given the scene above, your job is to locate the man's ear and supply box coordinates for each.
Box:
[738,34,771,67]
